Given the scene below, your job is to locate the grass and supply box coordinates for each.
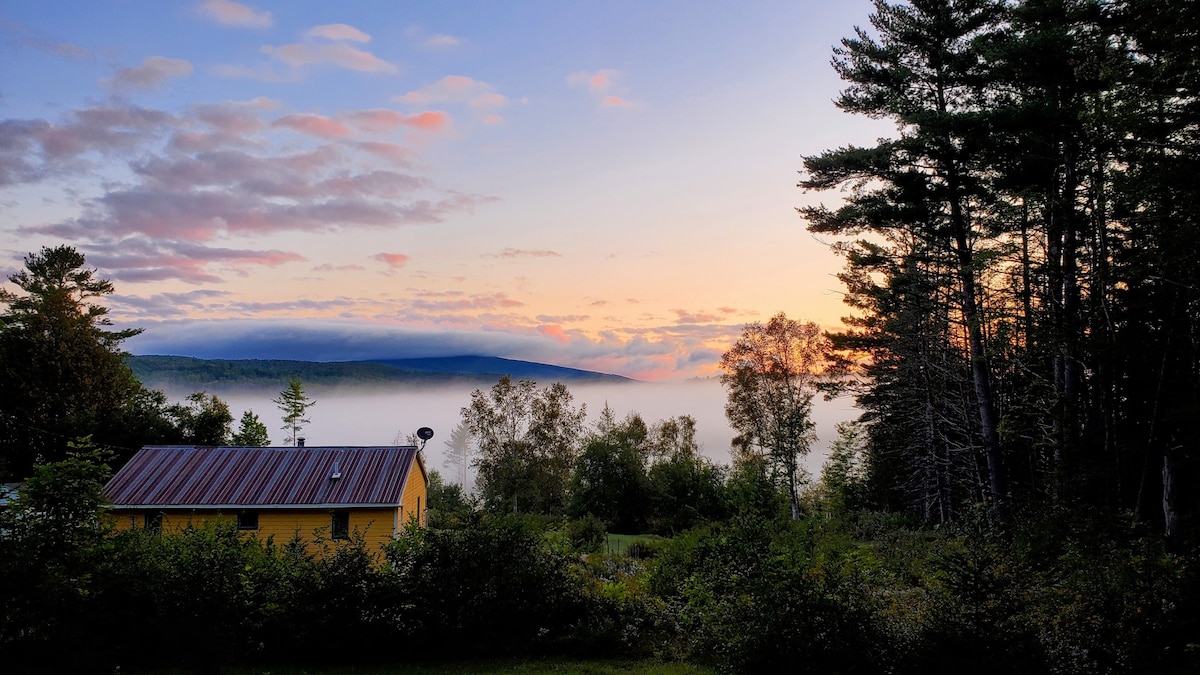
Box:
[603,533,668,556]
[223,659,711,674]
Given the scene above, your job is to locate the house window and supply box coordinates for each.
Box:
[144,511,163,535]
[237,511,258,530]
[331,511,350,540]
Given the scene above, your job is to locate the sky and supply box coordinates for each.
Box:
[1,1,888,380]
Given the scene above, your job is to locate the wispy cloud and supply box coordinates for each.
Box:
[601,95,635,108]
[567,69,639,109]
[397,76,507,109]
[672,309,724,324]
[305,24,371,42]
[483,248,560,259]
[312,263,366,272]
[196,0,272,28]
[373,252,409,268]
[5,98,495,277]
[105,57,194,92]
[425,34,460,48]
[342,109,449,134]
[567,69,618,92]
[0,18,93,60]
[85,238,304,284]
[272,113,352,138]
[260,42,397,73]
[410,292,524,312]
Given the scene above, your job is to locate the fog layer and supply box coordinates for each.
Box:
[184,379,859,486]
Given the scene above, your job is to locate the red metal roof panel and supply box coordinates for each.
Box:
[104,446,420,507]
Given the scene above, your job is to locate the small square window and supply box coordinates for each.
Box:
[237,511,258,530]
[331,511,350,540]
[145,512,163,535]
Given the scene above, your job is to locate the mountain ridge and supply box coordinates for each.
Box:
[127,354,632,392]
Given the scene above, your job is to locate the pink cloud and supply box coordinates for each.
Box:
[568,69,639,109]
[352,141,417,166]
[342,109,449,134]
[404,111,449,130]
[672,309,722,324]
[197,0,272,28]
[372,252,409,268]
[40,109,175,159]
[396,76,507,109]
[567,69,618,91]
[84,238,304,284]
[318,170,426,198]
[602,95,635,108]
[411,293,524,311]
[272,113,352,138]
[261,43,397,73]
[483,115,504,125]
[305,24,371,42]
[312,263,366,272]
[538,324,571,344]
[106,56,193,92]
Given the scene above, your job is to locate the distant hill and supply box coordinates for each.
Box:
[127,355,631,391]
[365,356,630,383]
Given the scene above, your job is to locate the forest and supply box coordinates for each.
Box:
[2,0,1200,672]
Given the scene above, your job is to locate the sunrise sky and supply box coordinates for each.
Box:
[1,1,888,380]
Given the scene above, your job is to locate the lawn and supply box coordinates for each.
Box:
[223,659,711,675]
[603,533,668,556]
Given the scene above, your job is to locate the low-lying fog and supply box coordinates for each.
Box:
[183,379,860,487]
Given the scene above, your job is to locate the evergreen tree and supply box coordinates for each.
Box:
[0,246,145,478]
[272,378,314,447]
[230,410,270,447]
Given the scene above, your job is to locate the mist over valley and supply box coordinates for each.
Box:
[154,375,858,486]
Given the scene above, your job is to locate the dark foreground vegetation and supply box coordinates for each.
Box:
[1,451,1196,674]
[5,0,1200,672]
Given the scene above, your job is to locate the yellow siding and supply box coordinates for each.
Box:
[400,453,429,527]
[107,507,404,558]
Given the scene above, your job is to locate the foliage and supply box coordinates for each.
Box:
[720,313,828,520]
[273,377,315,446]
[384,514,588,656]
[0,444,116,671]
[645,443,727,535]
[462,376,586,515]
[803,0,1200,536]
[568,410,651,532]
[0,246,150,478]
[168,391,234,445]
[231,409,270,446]
[649,516,885,672]
[815,420,870,514]
[426,469,475,528]
[441,419,474,488]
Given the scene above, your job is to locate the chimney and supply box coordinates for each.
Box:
[297,437,305,447]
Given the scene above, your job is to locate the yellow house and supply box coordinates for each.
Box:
[104,445,428,554]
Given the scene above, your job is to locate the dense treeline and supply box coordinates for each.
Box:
[801,0,1200,541]
[2,449,1195,673]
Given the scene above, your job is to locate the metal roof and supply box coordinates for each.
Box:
[104,446,421,508]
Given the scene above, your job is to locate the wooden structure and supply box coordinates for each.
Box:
[104,445,427,553]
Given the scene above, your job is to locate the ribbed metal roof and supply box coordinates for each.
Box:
[105,446,420,508]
